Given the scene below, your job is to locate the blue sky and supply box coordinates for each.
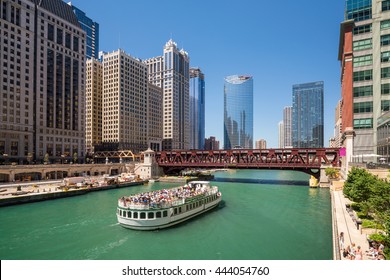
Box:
[71,0,345,148]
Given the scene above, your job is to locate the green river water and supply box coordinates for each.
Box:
[0,169,332,260]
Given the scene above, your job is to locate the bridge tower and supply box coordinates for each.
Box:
[134,149,161,179]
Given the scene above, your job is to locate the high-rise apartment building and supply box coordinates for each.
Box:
[292,81,324,148]
[283,106,292,148]
[145,39,190,151]
[224,75,253,149]
[68,2,99,60]
[147,83,163,151]
[100,49,149,153]
[204,136,220,150]
[339,0,390,156]
[255,139,267,149]
[189,67,205,150]
[0,0,86,164]
[278,121,284,148]
[85,58,103,153]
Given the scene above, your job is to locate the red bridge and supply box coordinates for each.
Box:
[155,148,340,177]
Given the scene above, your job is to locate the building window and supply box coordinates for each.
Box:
[381,19,390,30]
[353,118,373,129]
[382,84,390,95]
[382,67,390,79]
[353,54,372,67]
[383,0,390,12]
[382,51,390,63]
[353,69,372,82]
[353,101,373,113]
[353,85,373,97]
[353,24,372,35]
[381,34,390,46]
[382,100,390,112]
[353,39,372,51]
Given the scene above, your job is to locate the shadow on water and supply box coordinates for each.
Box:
[211,177,308,186]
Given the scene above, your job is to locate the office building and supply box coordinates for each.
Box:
[204,136,220,150]
[334,99,342,148]
[223,75,253,149]
[101,49,149,153]
[0,0,86,164]
[85,58,103,154]
[283,106,292,148]
[278,121,284,148]
[145,40,190,150]
[255,139,267,149]
[68,2,99,59]
[292,81,324,148]
[339,0,390,157]
[147,83,163,151]
[189,67,205,149]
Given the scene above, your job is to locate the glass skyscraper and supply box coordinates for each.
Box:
[224,75,253,149]
[292,81,324,148]
[68,2,99,59]
[345,0,372,22]
[189,68,205,150]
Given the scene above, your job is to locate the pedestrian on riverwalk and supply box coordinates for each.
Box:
[339,232,345,251]
[355,245,363,260]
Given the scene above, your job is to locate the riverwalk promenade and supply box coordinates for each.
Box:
[331,187,372,260]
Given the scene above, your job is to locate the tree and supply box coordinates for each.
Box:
[73,152,78,163]
[343,167,375,203]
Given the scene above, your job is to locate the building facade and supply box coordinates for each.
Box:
[255,139,267,149]
[147,83,163,151]
[145,39,190,151]
[223,75,253,149]
[283,106,292,148]
[68,2,99,60]
[204,136,220,150]
[339,0,390,158]
[0,0,86,164]
[334,99,342,148]
[292,81,324,148]
[85,58,103,154]
[278,121,284,148]
[101,49,148,153]
[189,67,205,150]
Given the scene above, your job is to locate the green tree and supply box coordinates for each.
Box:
[343,167,375,203]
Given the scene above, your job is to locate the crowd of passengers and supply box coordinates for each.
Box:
[119,183,209,208]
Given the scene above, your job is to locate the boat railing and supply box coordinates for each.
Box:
[118,198,186,210]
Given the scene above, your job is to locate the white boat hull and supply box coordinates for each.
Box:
[117,196,221,230]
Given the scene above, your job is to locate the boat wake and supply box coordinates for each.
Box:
[212,177,308,186]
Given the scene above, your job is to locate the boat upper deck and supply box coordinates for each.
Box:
[118,181,219,210]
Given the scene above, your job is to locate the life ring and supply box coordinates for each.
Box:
[217,192,221,197]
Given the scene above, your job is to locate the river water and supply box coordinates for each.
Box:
[0,169,332,260]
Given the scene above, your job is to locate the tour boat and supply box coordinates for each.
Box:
[116,181,222,230]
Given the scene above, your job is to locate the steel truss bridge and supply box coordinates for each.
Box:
[155,148,340,177]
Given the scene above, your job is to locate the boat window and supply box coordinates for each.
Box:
[179,207,182,213]
[119,210,122,216]
[133,212,138,219]
[156,211,161,218]
[127,211,132,218]
[174,208,177,215]
[186,205,189,211]
[140,212,146,219]
[148,212,154,219]
[163,210,168,217]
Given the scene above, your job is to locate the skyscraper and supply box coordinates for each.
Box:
[224,75,253,149]
[85,58,103,154]
[189,68,205,150]
[283,106,292,148]
[339,0,390,157]
[278,121,284,148]
[292,81,324,148]
[101,49,149,153]
[0,0,86,164]
[145,39,190,150]
[68,2,99,59]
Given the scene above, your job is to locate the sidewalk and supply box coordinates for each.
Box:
[332,189,370,260]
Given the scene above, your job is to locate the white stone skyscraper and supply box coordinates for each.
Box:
[145,39,190,150]
[283,106,292,148]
